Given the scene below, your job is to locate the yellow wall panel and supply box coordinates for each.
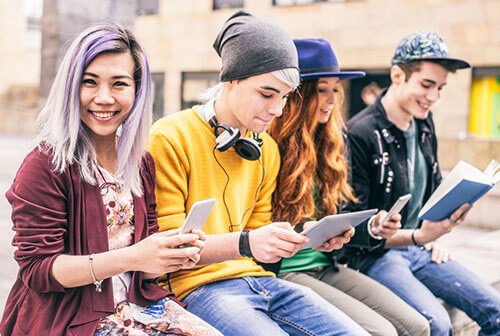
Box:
[469,77,500,137]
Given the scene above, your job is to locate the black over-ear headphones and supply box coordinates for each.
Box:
[208,115,263,161]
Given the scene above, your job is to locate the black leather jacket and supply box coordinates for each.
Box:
[340,89,442,272]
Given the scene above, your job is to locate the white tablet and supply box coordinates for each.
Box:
[300,208,378,249]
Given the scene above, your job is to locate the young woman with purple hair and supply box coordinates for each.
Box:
[1,24,221,336]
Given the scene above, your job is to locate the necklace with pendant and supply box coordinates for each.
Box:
[95,163,132,227]
[95,161,121,195]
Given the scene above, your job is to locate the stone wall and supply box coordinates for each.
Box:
[0,0,498,227]
[134,0,500,229]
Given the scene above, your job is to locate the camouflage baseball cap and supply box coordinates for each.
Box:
[391,31,470,69]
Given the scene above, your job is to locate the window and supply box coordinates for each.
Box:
[181,72,219,110]
[348,71,390,119]
[469,67,500,138]
[24,0,43,50]
[151,72,165,122]
[213,0,244,10]
[137,0,159,15]
[273,0,351,6]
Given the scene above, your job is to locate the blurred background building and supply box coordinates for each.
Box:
[1,0,499,228]
[0,0,41,135]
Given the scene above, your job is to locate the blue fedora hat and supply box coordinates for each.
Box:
[294,38,365,81]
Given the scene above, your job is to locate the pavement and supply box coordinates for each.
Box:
[0,134,499,323]
[0,134,36,315]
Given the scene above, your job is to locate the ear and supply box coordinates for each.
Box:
[390,65,406,85]
[224,80,237,92]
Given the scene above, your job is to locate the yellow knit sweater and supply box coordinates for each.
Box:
[148,107,277,299]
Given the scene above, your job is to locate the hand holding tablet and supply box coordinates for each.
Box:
[300,209,378,249]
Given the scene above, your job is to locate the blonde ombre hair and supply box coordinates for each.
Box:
[199,68,300,102]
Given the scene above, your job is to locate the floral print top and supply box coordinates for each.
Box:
[97,166,134,304]
[94,166,222,336]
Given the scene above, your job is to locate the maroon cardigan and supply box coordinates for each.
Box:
[1,148,175,335]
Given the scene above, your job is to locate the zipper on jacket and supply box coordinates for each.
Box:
[421,131,430,144]
[374,130,387,184]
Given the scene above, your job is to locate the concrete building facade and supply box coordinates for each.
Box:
[134,0,500,229]
[0,0,41,134]
[0,0,499,228]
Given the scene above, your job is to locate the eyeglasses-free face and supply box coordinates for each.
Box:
[223,73,293,135]
[79,51,136,144]
[393,61,449,120]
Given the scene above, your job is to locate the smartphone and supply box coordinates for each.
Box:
[179,198,216,234]
[379,194,412,226]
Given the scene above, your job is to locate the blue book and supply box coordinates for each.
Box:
[419,160,499,221]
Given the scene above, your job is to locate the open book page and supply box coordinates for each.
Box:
[422,161,488,211]
[484,159,500,183]
[419,160,497,221]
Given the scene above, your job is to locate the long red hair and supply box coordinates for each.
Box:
[268,79,356,225]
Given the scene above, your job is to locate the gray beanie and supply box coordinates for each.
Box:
[213,10,299,82]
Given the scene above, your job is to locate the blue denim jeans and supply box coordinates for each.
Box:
[366,246,500,336]
[182,276,369,335]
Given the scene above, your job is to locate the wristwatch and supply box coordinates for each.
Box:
[239,230,253,258]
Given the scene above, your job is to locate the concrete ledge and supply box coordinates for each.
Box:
[445,301,478,335]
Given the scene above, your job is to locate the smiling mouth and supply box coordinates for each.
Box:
[91,110,118,120]
[417,101,430,110]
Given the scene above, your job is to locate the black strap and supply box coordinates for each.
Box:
[239,230,253,258]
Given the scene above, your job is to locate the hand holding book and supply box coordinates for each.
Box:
[414,203,472,245]
[418,160,499,222]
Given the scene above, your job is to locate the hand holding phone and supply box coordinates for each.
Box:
[378,194,411,229]
[177,198,215,250]
[179,198,216,234]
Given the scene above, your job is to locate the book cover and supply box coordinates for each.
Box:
[418,160,500,222]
